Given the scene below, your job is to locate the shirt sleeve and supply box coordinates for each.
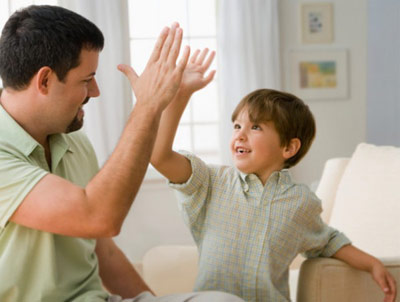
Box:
[168,151,210,241]
[0,151,48,230]
[299,190,352,258]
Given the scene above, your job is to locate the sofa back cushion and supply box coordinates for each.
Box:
[330,143,400,258]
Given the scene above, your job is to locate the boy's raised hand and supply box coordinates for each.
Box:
[371,261,397,302]
[177,48,216,97]
[118,22,190,111]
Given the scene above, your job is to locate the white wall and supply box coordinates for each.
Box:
[280,0,367,186]
[116,0,368,262]
[367,0,400,146]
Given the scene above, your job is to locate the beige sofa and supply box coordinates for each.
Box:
[137,143,400,301]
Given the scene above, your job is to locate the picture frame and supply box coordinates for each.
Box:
[301,2,333,44]
[289,50,348,100]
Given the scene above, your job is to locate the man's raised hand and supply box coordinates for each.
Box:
[118,22,190,111]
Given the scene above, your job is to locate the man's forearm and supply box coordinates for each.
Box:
[85,103,163,235]
[96,238,154,298]
[82,23,189,236]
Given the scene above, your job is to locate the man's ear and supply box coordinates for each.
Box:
[283,138,301,160]
[35,66,53,94]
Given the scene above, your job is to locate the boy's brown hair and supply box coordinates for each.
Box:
[231,88,316,168]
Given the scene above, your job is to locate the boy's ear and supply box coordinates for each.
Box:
[35,66,54,95]
[282,138,301,160]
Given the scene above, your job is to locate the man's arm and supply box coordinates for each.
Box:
[333,244,397,302]
[150,48,215,184]
[95,238,153,298]
[10,23,190,238]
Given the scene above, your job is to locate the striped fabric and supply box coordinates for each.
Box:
[170,152,351,302]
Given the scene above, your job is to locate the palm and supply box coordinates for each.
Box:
[180,48,216,94]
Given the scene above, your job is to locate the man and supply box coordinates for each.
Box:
[0,5,243,302]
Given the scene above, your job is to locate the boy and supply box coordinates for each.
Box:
[150,49,396,301]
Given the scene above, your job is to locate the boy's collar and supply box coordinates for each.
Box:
[238,168,291,186]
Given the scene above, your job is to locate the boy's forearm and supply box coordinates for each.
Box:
[332,244,379,272]
[151,92,193,183]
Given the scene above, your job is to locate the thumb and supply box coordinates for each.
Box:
[117,64,139,87]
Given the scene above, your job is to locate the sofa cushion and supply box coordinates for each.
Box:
[330,143,400,258]
[142,245,198,296]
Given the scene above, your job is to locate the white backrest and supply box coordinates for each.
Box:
[330,143,400,258]
[315,158,350,224]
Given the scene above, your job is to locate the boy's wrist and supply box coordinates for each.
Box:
[175,88,193,100]
[369,257,384,272]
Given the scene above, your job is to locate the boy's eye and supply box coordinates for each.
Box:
[233,124,241,130]
[252,125,261,130]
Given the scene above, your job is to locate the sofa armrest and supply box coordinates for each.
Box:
[297,257,400,302]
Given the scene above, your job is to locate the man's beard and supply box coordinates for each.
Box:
[66,97,89,133]
[66,115,84,133]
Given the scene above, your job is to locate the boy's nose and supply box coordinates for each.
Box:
[236,130,247,141]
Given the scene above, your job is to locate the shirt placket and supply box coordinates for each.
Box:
[242,174,279,301]
[256,174,282,301]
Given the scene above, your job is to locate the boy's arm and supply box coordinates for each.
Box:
[151,48,216,184]
[333,244,397,302]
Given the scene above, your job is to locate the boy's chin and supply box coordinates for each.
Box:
[233,164,253,175]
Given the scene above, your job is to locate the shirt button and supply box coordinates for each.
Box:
[244,184,249,192]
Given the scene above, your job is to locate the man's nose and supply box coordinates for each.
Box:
[89,78,100,97]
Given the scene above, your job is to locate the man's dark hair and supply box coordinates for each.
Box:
[232,89,316,168]
[0,5,104,90]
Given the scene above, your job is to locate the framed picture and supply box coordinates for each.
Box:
[289,50,348,100]
[301,3,333,44]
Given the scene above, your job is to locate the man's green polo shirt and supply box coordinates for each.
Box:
[0,105,108,301]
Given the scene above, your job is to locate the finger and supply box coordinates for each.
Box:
[201,50,216,71]
[167,26,183,65]
[386,275,397,300]
[117,64,139,87]
[177,45,190,73]
[196,48,209,65]
[190,49,201,64]
[148,27,169,63]
[159,22,178,62]
[203,70,216,85]
[377,275,391,294]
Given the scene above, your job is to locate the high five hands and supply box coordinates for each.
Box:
[118,22,190,111]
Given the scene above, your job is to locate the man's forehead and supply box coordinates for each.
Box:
[69,49,99,76]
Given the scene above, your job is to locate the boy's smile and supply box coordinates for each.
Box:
[235,146,252,156]
[230,109,287,184]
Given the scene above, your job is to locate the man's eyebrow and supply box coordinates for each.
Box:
[85,72,96,77]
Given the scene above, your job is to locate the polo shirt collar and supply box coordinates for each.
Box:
[0,105,71,158]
